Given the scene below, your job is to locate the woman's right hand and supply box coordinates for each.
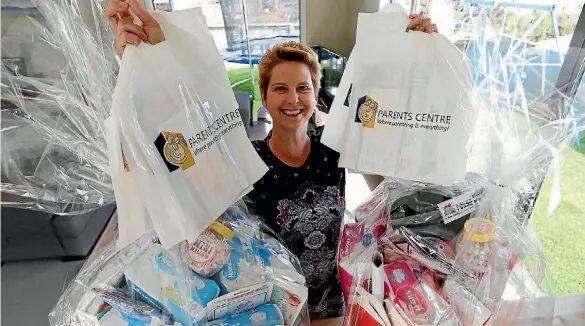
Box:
[104,0,165,57]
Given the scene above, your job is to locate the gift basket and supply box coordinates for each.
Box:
[330,3,584,326]
[339,177,551,326]
[49,3,308,325]
[50,202,310,326]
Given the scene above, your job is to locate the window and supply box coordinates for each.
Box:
[152,0,173,11]
[154,0,301,124]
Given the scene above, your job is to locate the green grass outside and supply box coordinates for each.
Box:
[506,112,585,295]
[226,66,263,122]
[529,136,585,295]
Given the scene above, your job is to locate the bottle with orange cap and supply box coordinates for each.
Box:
[455,217,496,275]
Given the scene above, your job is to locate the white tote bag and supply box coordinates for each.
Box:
[111,9,267,248]
[338,11,473,184]
[321,4,410,153]
[106,108,188,248]
[104,116,153,248]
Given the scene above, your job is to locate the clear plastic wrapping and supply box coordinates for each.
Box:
[50,201,310,326]
[335,4,584,326]
[1,0,118,214]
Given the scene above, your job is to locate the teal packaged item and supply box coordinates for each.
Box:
[99,309,150,326]
[204,304,284,326]
[216,235,298,294]
[216,236,259,294]
[120,312,153,326]
[91,288,172,324]
[125,243,220,326]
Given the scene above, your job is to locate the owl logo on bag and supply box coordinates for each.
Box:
[355,95,378,128]
[154,131,195,172]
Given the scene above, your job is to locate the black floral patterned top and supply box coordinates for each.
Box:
[247,126,346,320]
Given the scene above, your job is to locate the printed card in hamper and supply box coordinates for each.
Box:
[205,282,273,321]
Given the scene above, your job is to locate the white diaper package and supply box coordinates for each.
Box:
[124,243,220,326]
[111,8,268,248]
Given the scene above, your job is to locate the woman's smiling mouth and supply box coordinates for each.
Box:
[281,108,304,116]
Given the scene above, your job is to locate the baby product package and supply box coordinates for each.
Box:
[338,9,474,184]
[110,7,268,248]
[204,304,284,326]
[50,201,310,326]
[124,243,220,326]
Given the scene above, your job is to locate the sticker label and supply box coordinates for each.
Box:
[205,282,273,321]
[184,230,228,277]
[437,192,476,224]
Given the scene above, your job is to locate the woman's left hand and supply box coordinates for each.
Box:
[407,12,438,33]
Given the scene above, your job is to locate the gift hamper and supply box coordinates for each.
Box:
[339,176,551,326]
[50,202,310,326]
[331,4,583,326]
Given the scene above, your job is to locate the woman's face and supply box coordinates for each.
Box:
[262,61,316,132]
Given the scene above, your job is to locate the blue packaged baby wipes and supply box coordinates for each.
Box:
[216,235,300,294]
[125,243,220,326]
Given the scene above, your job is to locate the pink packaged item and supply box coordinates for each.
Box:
[384,262,436,324]
[338,223,370,301]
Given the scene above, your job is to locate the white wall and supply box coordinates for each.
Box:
[301,0,394,56]
[301,0,350,55]
[346,0,380,51]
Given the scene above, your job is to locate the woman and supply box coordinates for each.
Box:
[105,0,437,323]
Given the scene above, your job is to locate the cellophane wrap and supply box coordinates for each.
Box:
[1,0,117,214]
[50,201,310,326]
[337,5,584,326]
